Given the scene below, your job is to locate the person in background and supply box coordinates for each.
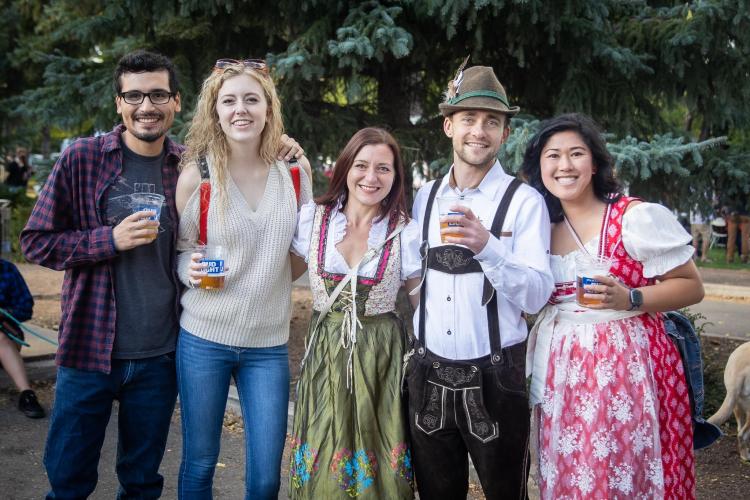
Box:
[0,258,45,419]
[723,191,749,264]
[5,148,32,191]
[690,205,712,262]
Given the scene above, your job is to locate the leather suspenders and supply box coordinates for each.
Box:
[417,176,522,364]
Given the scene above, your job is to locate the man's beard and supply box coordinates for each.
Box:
[131,129,167,143]
[129,113,168,142]
[455,147,498,170]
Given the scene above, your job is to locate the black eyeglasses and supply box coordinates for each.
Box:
[118,90,175,105]
[214,58,268,74]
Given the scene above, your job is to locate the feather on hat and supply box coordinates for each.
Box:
[439,61,520,117]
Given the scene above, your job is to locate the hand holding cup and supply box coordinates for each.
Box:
[188,245,227,290]
[187,252,207,288]
[113,211,160,251]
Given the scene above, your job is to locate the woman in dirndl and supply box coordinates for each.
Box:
[522,113,704,499]
[288,127,421,499]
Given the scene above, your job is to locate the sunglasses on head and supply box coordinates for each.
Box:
[214,58,268,74]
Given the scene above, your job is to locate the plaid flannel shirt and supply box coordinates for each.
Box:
[20,125,184,373]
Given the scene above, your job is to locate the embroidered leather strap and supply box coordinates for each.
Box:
[427,245,482,274]
[417,176,523,365]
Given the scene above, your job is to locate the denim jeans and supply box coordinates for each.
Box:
[44,354,178,499]
[176,329,289,500]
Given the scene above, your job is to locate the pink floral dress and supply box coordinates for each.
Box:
[528,197,696,499]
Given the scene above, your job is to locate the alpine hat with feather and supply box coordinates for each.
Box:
[439,62,520,117]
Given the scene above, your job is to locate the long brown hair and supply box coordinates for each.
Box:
[316,127,409,222]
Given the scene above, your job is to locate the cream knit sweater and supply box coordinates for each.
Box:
[177,160,311,347]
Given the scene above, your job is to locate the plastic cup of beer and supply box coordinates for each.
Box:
[197,245,227,290]
[132,193,164,241]
[575,254,612,307]
[437,196,472,243]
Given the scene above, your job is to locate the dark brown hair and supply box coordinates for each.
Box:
[316,127,409,222]
[113,50,179,94]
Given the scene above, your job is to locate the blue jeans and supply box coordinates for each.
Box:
[44,354,178,499]
[176,329,289,500]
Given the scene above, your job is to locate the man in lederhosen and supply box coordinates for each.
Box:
[405,63,554,499]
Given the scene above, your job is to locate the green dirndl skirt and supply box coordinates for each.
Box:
[289,310,414,499]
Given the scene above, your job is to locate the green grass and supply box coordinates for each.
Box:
[695,246,750,271]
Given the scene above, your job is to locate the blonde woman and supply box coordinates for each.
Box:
[174,59,312,499]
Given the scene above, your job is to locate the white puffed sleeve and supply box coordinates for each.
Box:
[291,201,317,261]
[400,218,422,280]
[622,202,694,278]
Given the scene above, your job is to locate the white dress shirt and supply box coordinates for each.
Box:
[411,161,554,360]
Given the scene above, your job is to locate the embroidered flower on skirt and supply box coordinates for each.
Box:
[330,448,379,497]
[290,437,319,489]
[389,442,413,484]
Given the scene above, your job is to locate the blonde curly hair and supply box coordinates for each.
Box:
[180,63,284,209]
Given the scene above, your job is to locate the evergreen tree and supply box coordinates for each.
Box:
[0,0,747,209]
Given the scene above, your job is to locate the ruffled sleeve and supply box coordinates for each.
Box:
[291,201,317,261]
[622,202,694,277]
[400,218,422,280]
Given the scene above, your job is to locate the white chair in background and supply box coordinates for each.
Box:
[710,217,727,249]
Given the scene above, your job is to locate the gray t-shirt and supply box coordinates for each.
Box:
[106,141,178,359]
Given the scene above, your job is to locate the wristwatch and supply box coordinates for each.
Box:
[628,288,644,311]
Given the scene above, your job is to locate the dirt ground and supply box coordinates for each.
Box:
[696,336,750,498]
[15,264,750,498]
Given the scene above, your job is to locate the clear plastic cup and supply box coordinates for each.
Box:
[197,245,227,290]
[132,192,164,221]
[575,254,612,307]
[132,192,164,241]
[436,196,472,244]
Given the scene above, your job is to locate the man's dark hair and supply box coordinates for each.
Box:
[113,50,179,94]
[521,113,621,223]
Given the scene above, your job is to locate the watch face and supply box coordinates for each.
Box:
[631,289,644,307]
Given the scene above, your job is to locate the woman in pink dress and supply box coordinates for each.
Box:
[522,113,704,499]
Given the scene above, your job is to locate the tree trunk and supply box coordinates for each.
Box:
[377,60,412,129]
[41,126,50,157]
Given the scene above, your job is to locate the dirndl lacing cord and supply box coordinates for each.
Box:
[299,222,405,393]
[337,287,363,390]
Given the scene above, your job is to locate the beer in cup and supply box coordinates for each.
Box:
[197,245,227,290]
[436,196,472,244]
[575,254,612,307]
[132,192,164,241]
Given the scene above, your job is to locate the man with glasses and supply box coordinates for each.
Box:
[21,50,184,499]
